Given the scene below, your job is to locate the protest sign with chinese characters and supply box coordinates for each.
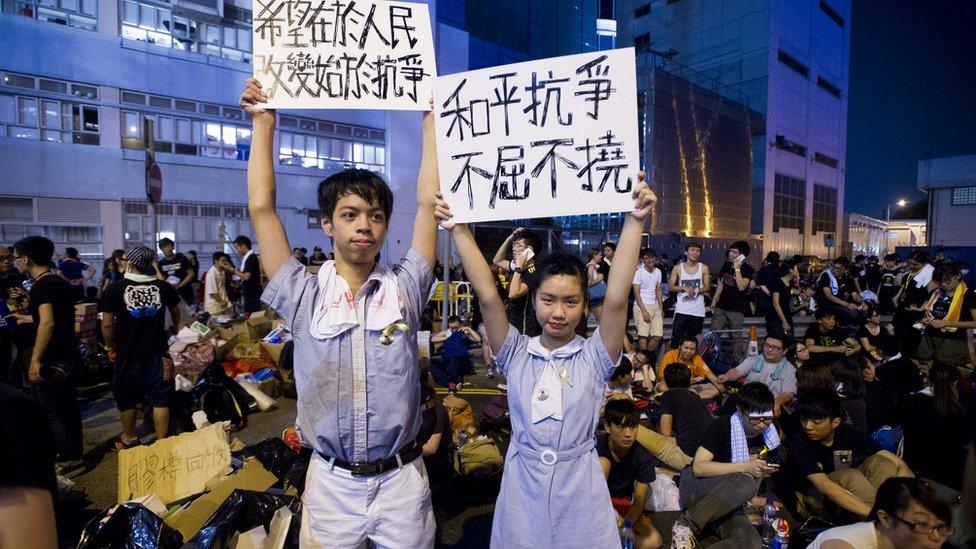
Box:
[117,422,231,504]
[253,0,436,110]
[433,48,639,223]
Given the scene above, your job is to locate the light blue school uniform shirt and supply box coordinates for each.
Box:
[261,251,433,462]
[490,325,621,549]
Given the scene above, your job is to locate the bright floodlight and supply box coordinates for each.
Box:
[897,199,907,207]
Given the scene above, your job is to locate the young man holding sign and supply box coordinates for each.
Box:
[239,79,440,548]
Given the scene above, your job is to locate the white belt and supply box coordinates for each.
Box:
[512,440,595,467]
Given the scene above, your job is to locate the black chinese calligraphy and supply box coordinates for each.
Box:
[254,0,435,107]
[435,49,639,219]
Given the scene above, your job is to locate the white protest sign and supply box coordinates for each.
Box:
[253,0,436,110]
[433,47,639,223]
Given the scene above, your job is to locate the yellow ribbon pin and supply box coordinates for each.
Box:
[380,320,409,345]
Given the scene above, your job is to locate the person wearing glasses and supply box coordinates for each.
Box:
[808,477,953,549]
[669,383,784,549]
[787,389,913,522]
[717,335,798,418]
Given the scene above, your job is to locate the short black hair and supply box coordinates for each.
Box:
[763,251,780,265]
[870,477,952,527]
[632,349,652,363]
[854,255,866,263]
[736,382,774,415]
[776,259,796,277]
[685,242,702,251]
[211,251,228,262]
[815,308,836,320]
[883,253,900,263]
[233,235,252,249]
[531,253,588,303]
[65,247,79,258]
[678,336,699,348]
[640,248,656,259]
[603,241,617,251]
[158,237,174,247]
[13,236,54,268]
[513,230,543,254]
[187,250,197,257]
[794,388,843,422]
[610,362,633,383]
[730,240,751,257]
[447,315,462,324]
[907,250,930,264]
[832,256,851,268]
[604,398,640,428]
[664,362,692,389]
[318,168,393,223]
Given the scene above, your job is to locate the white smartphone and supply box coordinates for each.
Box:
[523,248,535,261]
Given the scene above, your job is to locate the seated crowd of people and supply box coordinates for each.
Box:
[421,228,975,548]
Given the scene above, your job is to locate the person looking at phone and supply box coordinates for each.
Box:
[670,383,784,549]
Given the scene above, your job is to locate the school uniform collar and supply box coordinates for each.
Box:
[526,335,585,360]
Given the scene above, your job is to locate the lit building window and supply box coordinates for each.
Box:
[0,0,97,30]
[951,186,976,206]
[120,0,252,63]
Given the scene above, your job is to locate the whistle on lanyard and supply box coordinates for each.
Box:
[379,320,409,345]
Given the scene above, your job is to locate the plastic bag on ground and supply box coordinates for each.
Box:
[231,438,299,480]
[77,502,183,549]
[185,489,301,549]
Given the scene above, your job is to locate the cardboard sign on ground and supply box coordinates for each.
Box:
[165,458,278,542]
[117,422,231,505]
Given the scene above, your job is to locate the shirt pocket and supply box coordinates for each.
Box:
[373,326,416,378]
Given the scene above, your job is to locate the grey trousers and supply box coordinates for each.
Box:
[678,468,762,549]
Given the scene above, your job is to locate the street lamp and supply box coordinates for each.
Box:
[884,199,907,254]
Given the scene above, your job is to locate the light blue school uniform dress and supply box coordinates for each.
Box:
[490,325,621,549]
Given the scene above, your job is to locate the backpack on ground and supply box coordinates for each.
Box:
[453,437,503,477]
[198,386,247,429]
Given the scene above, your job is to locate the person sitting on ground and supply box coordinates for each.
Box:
[627,349,655,391]
[899,362,968,491]
[805,309,862,366]
[861,356,903,434]
[607,361,635,399]
[792,339,812,368]
[417,381,453,488]
[430,314,481,392]
[857,306,900,364]
[655,336,724,399]
[808,476,953,549]
[815,257,868,333]
[787,389,913,521]
[794,283,817,317]
[640,363,714,471]
[717,334,798,417]
[917,261,976,367]
[669,383,784,549]
[204,252,232,316]
[597,398,663,549]
[828,359,869,433]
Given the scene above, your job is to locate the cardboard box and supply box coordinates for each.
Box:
[215,334,244,360]
[260,341,285,365]
[216,322,250,343]
[164,458,278,542]
[245,316,273,341]
[74,303,97,315]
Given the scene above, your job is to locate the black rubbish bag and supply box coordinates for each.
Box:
[231,437,298,480]
[283,448,312,497]
[77,502,183,549]
[184,489,301,549]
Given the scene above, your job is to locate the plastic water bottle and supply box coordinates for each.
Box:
[760,494,777,549]
[770,517,790,549]
[458,430,469,447]
[620,519,635,549]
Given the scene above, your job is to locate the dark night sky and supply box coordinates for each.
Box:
[845,0,976,218]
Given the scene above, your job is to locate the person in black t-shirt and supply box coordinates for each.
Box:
[658,363,714,462]
[765,260,798,340]
[670,383,781,549]
[100,245,181,447]
[227,235,263,315]
[877,253,902,315]
[710,241,755,364]
[815,257,868,334]
[597,399,661,549]
[417,383,453,488]
[917,262,976,366]
[787,389,913,522]
[155,237,196,305]
[14,236,84,463]
[805,309,861,366]
[491,228,542,335]
[0,382,58,548]
[856,306,900,363]
[292,247,309,266]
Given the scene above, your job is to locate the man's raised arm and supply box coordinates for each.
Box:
[240,78,291,280]
[411,107,440,267]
